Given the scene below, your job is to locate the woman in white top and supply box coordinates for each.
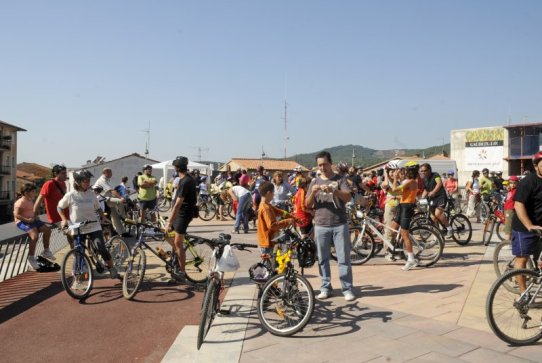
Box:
[57,170,118,278]
[465,170,481,222]
[228,177,252,233]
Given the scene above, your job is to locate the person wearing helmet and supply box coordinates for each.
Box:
[419,163,452,238]
[493,171,505,192]
[33,163,73,250]
[57,170,118,279]
[503,175,519,241]
[386,161,419,270]
[479,168,494,200]
[510,152,542,292]
[380,162,402,251]
[165,156,197,281]
[306,151,355,301]
[443,170,458,199]
[138,164,158,224]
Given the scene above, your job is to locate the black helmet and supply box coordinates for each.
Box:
[172,156,189,169]
[73,170,93,186]
[52,164,66,176]
[296,238,317,268]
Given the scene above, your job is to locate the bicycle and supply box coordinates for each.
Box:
[410,198,472,246]
[493,238,541,292]
[122,219,214,300]
[482,192,507,246]
[197,194,217,221]
[352,209,444,267]
[197,234,256,350]
[60,220,131,300]
[257,226,315,337]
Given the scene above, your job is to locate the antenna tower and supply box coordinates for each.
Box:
[142,121,151,160]
[193,146,209,162]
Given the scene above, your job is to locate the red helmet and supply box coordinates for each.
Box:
[533,151,542,165]
[508,175,519,182]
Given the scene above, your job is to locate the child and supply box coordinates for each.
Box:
[257,181,295,256]
[14,183,53,270]
[503,175,519,241]
[292,177,313,237]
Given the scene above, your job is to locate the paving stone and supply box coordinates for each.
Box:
[460,347,537,363]
[508,344,542,362]
[393,314,461,335]
[407,351,468,363]
[398,331,478,357]
[443,327,516,353]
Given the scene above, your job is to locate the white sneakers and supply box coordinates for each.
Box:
[41,249,56,260]
[344,291,356,301]
[317,291,331,300]
[318,290,356,302]
[27,256,40,271]
[402,259,419,271]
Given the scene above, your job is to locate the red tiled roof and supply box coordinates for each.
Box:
[221,158,308,172]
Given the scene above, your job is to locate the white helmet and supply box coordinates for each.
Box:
[385,160,400,170]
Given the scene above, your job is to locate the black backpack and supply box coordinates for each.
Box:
[36,255,61,272]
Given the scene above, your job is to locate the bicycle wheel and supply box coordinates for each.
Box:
[122,246,146,300]
[483,219,495,246]
[60,249,94,300]
[495,221,506,242]
[493,240,514,279]
[409,226,443,267]
[157,197,171,212]
[450,214,472,246]
[486,269,542,345]
[184,239,213,283]
[107,236,131,274]
[350,227,375,265]
[197,277,220,350]
[257,272,314,337]
[480,202,489,223]
[198,202,217,221]
[223,202,233,219]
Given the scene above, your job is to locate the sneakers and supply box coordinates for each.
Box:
[344,291,356,302]
[402,259,418,271]
[172,268,186,283]
[231,230,240,234]
[317,290,331,300]
[384,252,396,262]
[71,280,85,290]
[27,256,40,271]
[446,229,453,238]
[41,249,56,261]
[109,267,118,279]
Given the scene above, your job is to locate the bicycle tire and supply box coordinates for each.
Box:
[198,202,217,221]
[107,236,131,275]
[122,246,146,300]
[197,278,220,350]
[257,272,314,337]
[60,249,94,300]
[493,241,536,293]
[480,202,489,224]
[483,219,495,246]
[157,197,171,212]
[495,221,505,242]
[184,239,213,283]
[409,226,443,267]
[486,268,542,345]
[350,227,376,265]
[450,214,472,246]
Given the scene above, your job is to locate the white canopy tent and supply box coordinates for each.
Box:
[150,160,211,183]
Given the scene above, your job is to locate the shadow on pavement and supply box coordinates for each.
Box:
[361,283,463,297]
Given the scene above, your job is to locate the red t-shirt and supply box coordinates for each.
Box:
[504,189,516,211]
[40,179,69,223]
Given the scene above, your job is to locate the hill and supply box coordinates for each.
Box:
[288,144,450,169]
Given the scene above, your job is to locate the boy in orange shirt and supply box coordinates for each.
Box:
[257,181,295,255]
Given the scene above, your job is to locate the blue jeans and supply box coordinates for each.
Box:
[234,193,252,232]
[314,224,353,294]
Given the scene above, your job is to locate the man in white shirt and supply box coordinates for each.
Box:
[93,168,130,237]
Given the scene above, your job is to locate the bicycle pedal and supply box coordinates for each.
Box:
[218,308,230,315]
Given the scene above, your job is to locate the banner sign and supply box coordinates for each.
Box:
[464,128,504,171]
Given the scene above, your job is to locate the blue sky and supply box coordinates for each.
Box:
[1,1,541,167]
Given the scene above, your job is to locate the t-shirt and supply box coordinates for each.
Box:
[93,175,113,196]
[174,174,197,217]
[511,173,542,232]
[444,178,458,194]
[39,179,69,223]
[57,190,102,235]
[138,174,157,201]
[14,197,34,223]
[479,175,494,196]
[308,174,351,227]
[423,172,447,199]
[504,189,516,211]
[231,185,250,199]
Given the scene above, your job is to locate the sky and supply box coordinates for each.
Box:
[1,0,542,168]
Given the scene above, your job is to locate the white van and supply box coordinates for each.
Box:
[394,159,458,178]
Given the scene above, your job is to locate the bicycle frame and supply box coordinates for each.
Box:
[359,213,403,253]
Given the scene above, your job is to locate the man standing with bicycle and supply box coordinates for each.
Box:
[166,156,197,281]
[511,152,542,291]
[419,163,453,238]
[306,151,355,302]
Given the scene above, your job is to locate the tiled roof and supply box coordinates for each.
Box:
[17,162,51,178]
[220,158,308,172]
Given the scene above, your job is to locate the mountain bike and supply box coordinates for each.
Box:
[197,234,256,350]
[482,192,507,246]
[60,220,130,300]
[410,198,472,246]
[197,194,217,221]
[256,227,315,337]
[122,220,214,300]
[493,238,541,292]
[354,209,444,267]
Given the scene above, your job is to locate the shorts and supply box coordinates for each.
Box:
[429,196,447,210]
[511,230,540,257]
[260,247,273,256]
[17,220,46,232]
[393,203,415,230]
[139,198,157,211]
[504,210,514,235]
[172,215,192,234]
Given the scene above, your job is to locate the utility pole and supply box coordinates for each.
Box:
[352,147,356,167]
[142,121,151,160]
[193,146,209,162]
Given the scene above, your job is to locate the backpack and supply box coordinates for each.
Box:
[36,255,61,272]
